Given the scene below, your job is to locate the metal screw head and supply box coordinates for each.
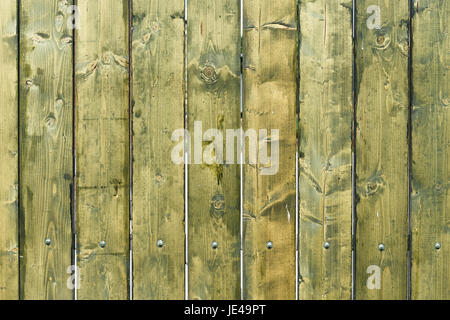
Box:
[266,241,273,249]
[99,241,106,248]
[157,240,164,248]
[435,242,441,250]
[211,241,219,250]
[45,238,52,246]
[323,242,331,249]
[378,243,385,251]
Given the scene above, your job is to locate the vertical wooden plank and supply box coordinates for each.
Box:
[19,0,73,300]
[132,0,185,299]
[187,0,241,300]
[243,0,297,300]
[298,0,353,300]
[355,0,409,299]
[0,0,18,300]
[411,0,449,300]
[75,0,129,300]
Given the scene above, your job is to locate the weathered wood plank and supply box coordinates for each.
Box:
[243,0,297,300]
[19,0,74,300]
[411,0,449,300]
[132,0,185,300]
[355,0,409,299]
[187,0,241,300]
[298,0,353,300]
[0,0,19,300]
[75,0,129,300]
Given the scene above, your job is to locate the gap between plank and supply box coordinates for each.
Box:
[17,0,22,301]
[184,0,189,300]
[351,0,356,301]
[406,0,414,300]
[128,0,134,301]
[295,0,301,301]
[72,0,78,301]
[240,0,244,301]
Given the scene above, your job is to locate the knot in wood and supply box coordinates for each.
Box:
[210,194,225,215]
[45,114,56,128]
[366,181,379,195]
[201,64,218,84]
[374,33,390,50]
[399,41,409,56]
[103,52,112,64]
[377,35,384,44]
[56,99,64,108]
[213,199,225,210]
[61,36,73,45]
[152,22,160,32]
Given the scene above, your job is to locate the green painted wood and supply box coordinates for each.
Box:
[298,0,353,300]
[187,0,241,300]
[243,0,297,300]
[355,0,409,300]
[411,0,449,300]
[0,0,19,300]
[132,0,185,300]
[19,0,74,300]
[75,0,130,300]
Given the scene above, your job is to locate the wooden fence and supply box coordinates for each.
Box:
[0,0,448,300]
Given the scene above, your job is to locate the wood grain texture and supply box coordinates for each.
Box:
[0,0,19,300]
[19,0,73,300]
[355,0,409,299]
[132,0,185,300]
[75,0,129,300]
[187,0,241,300]
[243,0,297,300]
[298,0,353,300]
[411,0,449,300]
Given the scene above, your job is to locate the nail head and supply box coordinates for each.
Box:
[323,242,330,249]
[266,241,273,249]
[435,242,441,250]
[99,241,106,248]
[378,243,385,251]
[45,238,51,246]
[211,241,219,249]
[157,240,164,248]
